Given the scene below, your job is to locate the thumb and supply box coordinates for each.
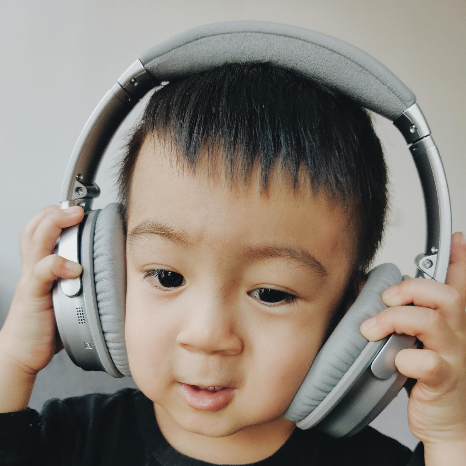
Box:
[445,232,466,303]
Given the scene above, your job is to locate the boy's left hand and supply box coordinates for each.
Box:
[360,232,466,450]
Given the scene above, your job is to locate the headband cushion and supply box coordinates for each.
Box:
[93,203,130,376]
[140,21,416,120]
[285,263,402,422]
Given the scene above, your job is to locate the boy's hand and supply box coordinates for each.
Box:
[0,205,84,377]
[360,232,466,458]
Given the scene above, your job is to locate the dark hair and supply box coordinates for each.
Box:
[115,62,388,277]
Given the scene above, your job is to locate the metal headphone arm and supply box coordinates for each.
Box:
[58,58,452,284]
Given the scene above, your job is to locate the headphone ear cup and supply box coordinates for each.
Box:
[92,203,130,376]
[285,263,402,426]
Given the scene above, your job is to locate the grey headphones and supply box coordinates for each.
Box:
[52,21,452,438]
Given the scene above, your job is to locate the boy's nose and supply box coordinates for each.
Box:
[176,296,243,356]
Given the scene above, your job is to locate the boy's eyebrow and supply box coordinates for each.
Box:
[243,245,328,278]
[127,220,328,278]
[128,219,194,246]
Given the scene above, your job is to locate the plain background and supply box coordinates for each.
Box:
[1,0,465,451]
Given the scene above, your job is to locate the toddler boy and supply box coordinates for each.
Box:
[1,62,465,466]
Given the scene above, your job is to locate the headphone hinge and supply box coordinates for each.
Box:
[393,103,431,144]
[116,59,157,100]
[415,251,438,280]
[72,179,101,200]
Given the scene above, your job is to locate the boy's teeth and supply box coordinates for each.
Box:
[194,385,223,392]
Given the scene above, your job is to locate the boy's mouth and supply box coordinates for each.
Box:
[192,385,224,392]
[179,383,236,411]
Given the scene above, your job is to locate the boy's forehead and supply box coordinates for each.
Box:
[130,134,347,202]
[127,135,359,272]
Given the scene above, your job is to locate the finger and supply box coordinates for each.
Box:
[445,232,466,304]
[25,206,84,268]
[23,254,82,302]
[20,205,61,259]
[395,348,452,391]
[380,278,466,333]
[360,305,458,357]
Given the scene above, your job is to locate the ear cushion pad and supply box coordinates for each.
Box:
[93,203,130,376]
[285,263,402,422]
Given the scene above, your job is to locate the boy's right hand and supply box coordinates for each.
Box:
[0,205,84,377]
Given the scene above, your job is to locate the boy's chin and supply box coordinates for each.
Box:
[171,410,250,438]
[167,407,292,439]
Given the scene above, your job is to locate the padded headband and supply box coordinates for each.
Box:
[59,20,451,283]
[139,21,415,120]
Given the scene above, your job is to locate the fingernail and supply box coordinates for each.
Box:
[460,232,466,246]
[361,317,376,332]
[65,261,82,273]
[382,285,398,304]
[64,206,81,215]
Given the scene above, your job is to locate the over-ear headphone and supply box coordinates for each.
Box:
[52,21,452,438]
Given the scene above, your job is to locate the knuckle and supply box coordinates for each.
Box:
[32,213,60,242]
[44,204,60,214]
[377,309,389,325]
[399,278,415,292]
[40,205,59,218]
[20,224,35,244]
[375,308,392,327]
[446,286,463,309]
[43,206,62,223]
[46,208,63,225]
[49,253,65,271]
[31,254,65,283]
[425,308,442,331]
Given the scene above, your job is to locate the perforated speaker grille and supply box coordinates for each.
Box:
[76,307,85,324]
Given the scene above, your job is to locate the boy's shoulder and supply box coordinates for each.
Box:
[42,386,142,418]
[0,388,149,465]
[285,422,423,466]
[40,387,146,439]
[42,386,141,415]
[37,389,424,466]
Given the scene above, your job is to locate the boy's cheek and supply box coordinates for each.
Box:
[248,328,322,407]
[124,296,174,382]
[125,316,174,402]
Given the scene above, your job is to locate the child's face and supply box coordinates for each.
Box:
[125,136,358,438]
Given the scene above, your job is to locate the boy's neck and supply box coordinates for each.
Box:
[153,403,297,464]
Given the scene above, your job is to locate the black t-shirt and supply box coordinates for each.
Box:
[0,388,424,465]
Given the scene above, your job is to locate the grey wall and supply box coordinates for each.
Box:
[1,0,465,451]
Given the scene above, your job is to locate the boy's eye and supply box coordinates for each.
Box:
[249,288,297,306]
[143,269,186,290]
[142,270,296,306]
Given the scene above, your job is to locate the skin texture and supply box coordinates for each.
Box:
[124,136,360,464]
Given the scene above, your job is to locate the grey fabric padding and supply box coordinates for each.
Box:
[285,263,402,422]
[93,203,130,376]
[140,21,416,121]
